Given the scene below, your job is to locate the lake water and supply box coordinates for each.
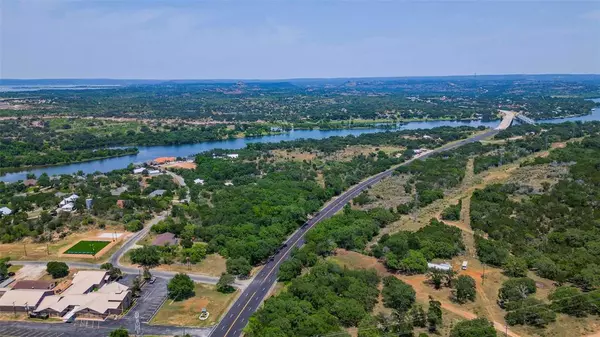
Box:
[2,101,599,183]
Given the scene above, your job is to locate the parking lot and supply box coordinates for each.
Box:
[125,277,168,323]
[0,326,109,337]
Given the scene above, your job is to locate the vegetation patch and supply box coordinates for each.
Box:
[151,283,238,327]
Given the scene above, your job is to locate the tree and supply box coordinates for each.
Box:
[167,273,195,301]
[226,257,252,277]
[571,264,600,291]
[143,268,152,280]
[100,262,113,270]
[0,258,9,280]
[217,273,236,293]
[358,315,382,337]
[427,296,442,332]
[427,269,446,290]
[46,261,69,279]
[450,318,496,337]
[278,258,302,281]
[382,276,416,313]
[505,298,556,327]
[549,286,590,317]
[399,250,428,274]
[503,256,528,277]
[331,298,366,327]
[410,305,427,328]
[109,328,129,337]
[108,267,123,281]
[498,278,536,305]
[131,277,141,297]
[453,275,476,303]
[130,245,161,270]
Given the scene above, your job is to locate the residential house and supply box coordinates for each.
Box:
[226,154,239,159]
[148,190,166,198]
[193,178,205,185]
[148,170,161,176]
[23,179,37,187]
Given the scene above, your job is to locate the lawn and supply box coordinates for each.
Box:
[64,240,110,255]
[151,283,238,327]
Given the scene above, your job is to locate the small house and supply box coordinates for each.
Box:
[193,179,205,185]
[226,154,239,159]
[148,170,161,176]
[148,190,166,198]
[23,179,37,187]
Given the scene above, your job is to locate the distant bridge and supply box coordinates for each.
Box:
[514,114,537,125]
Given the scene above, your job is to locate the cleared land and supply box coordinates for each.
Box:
[151,283,238,327]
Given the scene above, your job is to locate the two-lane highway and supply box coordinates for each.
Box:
[210,128,500,337]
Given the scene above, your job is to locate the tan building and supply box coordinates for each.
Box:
[23,271,131,321]
[0,289,54,313]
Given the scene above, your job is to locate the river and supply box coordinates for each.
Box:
[2,101,599,183]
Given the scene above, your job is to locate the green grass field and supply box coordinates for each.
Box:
[64,240,110,255]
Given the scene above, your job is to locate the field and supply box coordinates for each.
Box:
[0,224,129,262]
[63,240,110,255]
[151,283,238,327]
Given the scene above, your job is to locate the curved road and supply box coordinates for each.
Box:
[210,128,500,337]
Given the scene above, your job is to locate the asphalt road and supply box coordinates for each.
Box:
[209,128,500,337]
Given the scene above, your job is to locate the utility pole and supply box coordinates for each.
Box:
[412,191,419,222]
[23,243,27,256]
[46,243,49,255]
[482,263,486,285]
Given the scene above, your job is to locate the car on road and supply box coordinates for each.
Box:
[149,277,157,284]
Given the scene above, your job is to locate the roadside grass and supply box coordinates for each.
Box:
[358,174,412,211]
[121,252,227,277]
[7,265,23,273]
[151,283,238,327]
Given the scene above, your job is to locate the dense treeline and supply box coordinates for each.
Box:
[372,219,465,273]
[471,134,600,290]
[2,77,598,122]
[246,262,381,337]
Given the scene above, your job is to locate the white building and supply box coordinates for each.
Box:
[427,262,452,271]
[193,179,205,185]
[148,170,161,176]
[226,154,239,159]
[0,207,12,216]
[132,168,145,174]
[59,194,79,207]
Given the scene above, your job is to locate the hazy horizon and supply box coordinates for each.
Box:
[2,1,599,79]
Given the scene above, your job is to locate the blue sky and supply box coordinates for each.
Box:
[1,0,599,79]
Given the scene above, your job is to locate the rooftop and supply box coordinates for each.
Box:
[12,280,55,290]
[62,271,108,296]
[0,289,49,307]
